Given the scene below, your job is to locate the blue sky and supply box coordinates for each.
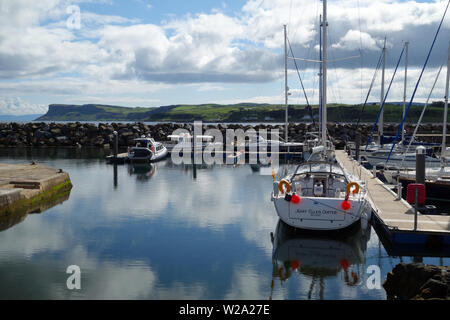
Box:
[81,1,248,22]
[0,0,449,114]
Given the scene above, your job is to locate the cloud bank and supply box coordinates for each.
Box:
[0,0,449,113]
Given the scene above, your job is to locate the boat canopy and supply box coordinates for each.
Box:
[294,161,346,177]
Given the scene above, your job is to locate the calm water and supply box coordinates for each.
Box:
[0,148,448,300]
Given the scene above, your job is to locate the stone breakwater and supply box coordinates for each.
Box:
[383,263,449,300]
[0,122,447,148]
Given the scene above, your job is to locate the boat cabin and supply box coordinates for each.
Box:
[133,137,162,150]
[290,161,352,199]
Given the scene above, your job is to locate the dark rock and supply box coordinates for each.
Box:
[384,263,449,300]
[50,128,61,135]
[418,279,447,299]
[0,122,447,148]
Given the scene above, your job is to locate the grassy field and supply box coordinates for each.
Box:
[37,102,448,123]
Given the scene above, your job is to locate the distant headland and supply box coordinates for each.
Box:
[33,101,446,123]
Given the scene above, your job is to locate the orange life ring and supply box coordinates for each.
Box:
[344,270,359,286]
[346,182,360,196]
[278,179,291,194]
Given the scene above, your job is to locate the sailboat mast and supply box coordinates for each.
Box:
[442,43,450,165]
[321,0,327,148]
[319,14,323,142]
[379,39,386,145]
[284,25,289,142]
[402,42,409,144]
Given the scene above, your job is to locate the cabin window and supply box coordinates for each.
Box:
[313,178,326,197]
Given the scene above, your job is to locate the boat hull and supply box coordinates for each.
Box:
[128,147,168,163]
[366,154,441,169]
[151,147,169,162]
[273,195,371,231]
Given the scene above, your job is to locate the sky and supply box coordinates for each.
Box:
[0,0,449,115]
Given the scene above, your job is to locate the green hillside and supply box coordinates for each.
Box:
[36,102,448,123]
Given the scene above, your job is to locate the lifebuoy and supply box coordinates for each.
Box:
[277,266,291,281]
[278,179,291,194]
[346,182,360,196]
[344,270,359,286]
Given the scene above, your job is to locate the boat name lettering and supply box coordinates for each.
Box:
[295,209,337,216]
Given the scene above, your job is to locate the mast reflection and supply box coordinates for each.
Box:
[270,220,371,299]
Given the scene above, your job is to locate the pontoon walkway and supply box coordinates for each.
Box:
[335,150,450,256]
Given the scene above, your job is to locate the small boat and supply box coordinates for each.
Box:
[365,149,441,169]
[244,133,303,153]
[168,133,222,153]
[127,136,168,162]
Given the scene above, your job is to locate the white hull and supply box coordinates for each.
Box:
[128,146,168,162]
[151,147,168,162]
[273,195,371,231]
[384,166,450,184]
[366,153,441,169]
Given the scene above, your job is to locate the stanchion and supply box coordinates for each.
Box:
[355,133,360,162]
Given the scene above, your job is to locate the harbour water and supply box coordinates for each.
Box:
[0,148,448,300]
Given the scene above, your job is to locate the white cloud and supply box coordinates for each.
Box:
[0,0,449,109]
[0,97,48,115]
[332,30,382,51]
[196,84,228,92]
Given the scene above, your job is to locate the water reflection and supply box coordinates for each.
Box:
[0,148,448,299]
[271,220,370,300]
[127,163,156,182]
[0,189,71,232]
[0,147,114,160]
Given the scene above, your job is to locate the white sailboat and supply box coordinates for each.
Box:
[350,41,438,166]
[383,43,450,200]
[348,40,389,160]
[271,0,372,231]
[366,149,441,169]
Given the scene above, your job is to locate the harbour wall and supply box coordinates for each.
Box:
[0,122,447,148]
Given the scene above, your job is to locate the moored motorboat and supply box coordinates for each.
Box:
[127,136,168,162]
